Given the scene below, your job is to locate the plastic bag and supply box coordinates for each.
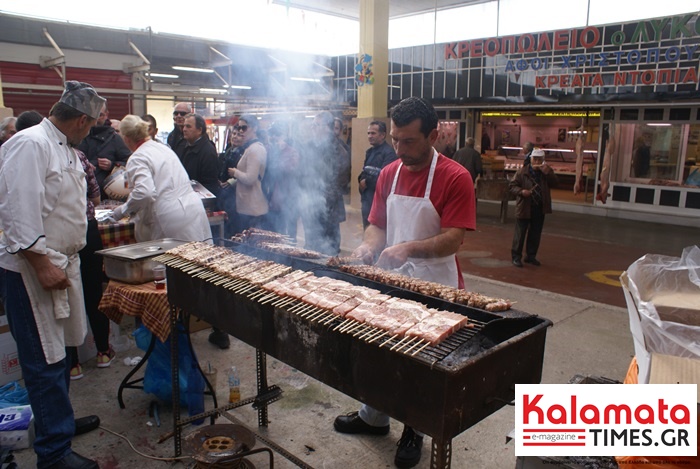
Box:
[133,324,197,406]
[622,245,700,382]
[0,382,29,408]
[684,167,700,187]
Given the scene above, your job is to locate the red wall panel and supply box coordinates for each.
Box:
[1,62,133,118]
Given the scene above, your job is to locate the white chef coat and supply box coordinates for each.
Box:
[386,149,460,288]
[0,118,88,364]
[112,140,212,243]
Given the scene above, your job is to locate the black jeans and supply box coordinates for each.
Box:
[511,205,545,261]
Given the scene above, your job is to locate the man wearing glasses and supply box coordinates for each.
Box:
[167,102,192,160]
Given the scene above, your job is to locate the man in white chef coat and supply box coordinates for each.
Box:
[333,97,476,469]
[0,81,105,469]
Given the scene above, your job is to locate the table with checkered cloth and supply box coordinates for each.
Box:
[98,219,136,249]
[98,280,171,342]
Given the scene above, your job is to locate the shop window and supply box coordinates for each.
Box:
[620,109,639,120]
[614,123,685,185]
[686,192,700,209]
[635,188,655,204]
[659,190,681,207]
[612,185,631,202]
[670,108,691,120]
[643,109,664,121]
[603,109,614,120]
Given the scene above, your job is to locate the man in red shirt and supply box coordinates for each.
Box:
[333,97,475,468]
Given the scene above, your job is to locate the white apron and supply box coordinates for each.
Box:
[386,150,460,288]
[17,146,88,364]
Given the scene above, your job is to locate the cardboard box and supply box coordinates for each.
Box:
[0,405,34,450]
[0,333,21,386]
[189,316,211,334]
[650,353,700,402]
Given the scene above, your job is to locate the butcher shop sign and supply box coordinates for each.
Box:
[515,384,696,456]
[442,13,700,102]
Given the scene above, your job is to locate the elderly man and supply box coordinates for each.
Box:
[359,120,396,229]
[334,97,475,469]
[0,116,17,147]
[453,137,482,183]
[181,113,220,197]
[77,104,131,198]
[167,102,192,159]
[0,81,104,469]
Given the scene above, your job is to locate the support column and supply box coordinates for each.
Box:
[350,0,390,210]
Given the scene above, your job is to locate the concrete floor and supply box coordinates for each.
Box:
[9,201,698,468]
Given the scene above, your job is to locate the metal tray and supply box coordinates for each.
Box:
[96,238,187,284]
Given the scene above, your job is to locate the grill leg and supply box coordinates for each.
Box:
[256,349,269,427]
[430,438,452,469]
[171,305,182,458]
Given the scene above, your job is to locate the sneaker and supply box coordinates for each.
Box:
[208,328,230,349]
[96,347,116,368]
[394,426,423,468]
[70,363,84,381]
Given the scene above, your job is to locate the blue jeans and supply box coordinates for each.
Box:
[0,268,75,468]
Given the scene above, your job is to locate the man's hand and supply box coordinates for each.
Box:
[351,244,375,265]
[22,251,69,290]
[521,189,531,197]
[375,243,411,270]
[97,158,112,171]
[228,168,236,178]
[359,179,367,192]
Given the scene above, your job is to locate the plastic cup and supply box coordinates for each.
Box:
[153,265,166,290]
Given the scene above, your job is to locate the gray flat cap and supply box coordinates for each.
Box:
[59,81,106,120]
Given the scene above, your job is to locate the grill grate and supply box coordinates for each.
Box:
[156,254,493,364]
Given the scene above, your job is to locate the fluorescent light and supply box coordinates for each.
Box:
[535,112,601,117]
[199,88,227,94]
[646,123,671,126]
[481,112,521,117]
[172,66,214,73]
[149,73,179,78]
[388,85,401,89]
[226,85,252,90]
[290,77,321,82]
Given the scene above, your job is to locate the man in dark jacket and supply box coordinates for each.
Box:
[453,137,482,183]
[167,102,191,159]
[300,111,350,256]
[359,121,396,228]
[182,113,220,197]
[509,148,557,267]
[77,104,131,198]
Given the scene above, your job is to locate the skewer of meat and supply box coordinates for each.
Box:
[574,122,584,195]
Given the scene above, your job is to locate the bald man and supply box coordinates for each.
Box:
[167,102,192,160]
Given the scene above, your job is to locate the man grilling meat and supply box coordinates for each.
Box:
[333,97,476,468]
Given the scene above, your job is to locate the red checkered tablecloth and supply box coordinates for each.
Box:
[98,280,171,342]
[98,219,137,249]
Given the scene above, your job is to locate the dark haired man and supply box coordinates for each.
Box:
[77,103,131,198]
[15,110,44,132]
[182,112,220,197]
[141,113,159,142]
[359,120,396,229]
[0,81,104,469]
[333,97,476,469]
[167,102,192,159]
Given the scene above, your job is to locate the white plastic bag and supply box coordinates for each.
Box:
[622,245,700,383]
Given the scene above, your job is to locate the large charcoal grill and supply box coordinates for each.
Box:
[164,243,551,468]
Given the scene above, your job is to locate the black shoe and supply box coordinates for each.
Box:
[395,426,423,468]
[208,328,230,349]
[512,259,523,267]
[334,411,390,435]
[74,415,100,436]
[524,257,541,266]
[47,451,98,469]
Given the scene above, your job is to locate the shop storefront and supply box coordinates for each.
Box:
[332,12,700,225]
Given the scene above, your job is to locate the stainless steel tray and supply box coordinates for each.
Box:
[96,239,187,283]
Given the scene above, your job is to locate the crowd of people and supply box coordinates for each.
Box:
[0,80,508,468]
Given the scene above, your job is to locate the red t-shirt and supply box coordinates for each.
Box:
[368,153,475,289]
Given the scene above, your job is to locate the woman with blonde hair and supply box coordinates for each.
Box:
[113,115,211,242]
